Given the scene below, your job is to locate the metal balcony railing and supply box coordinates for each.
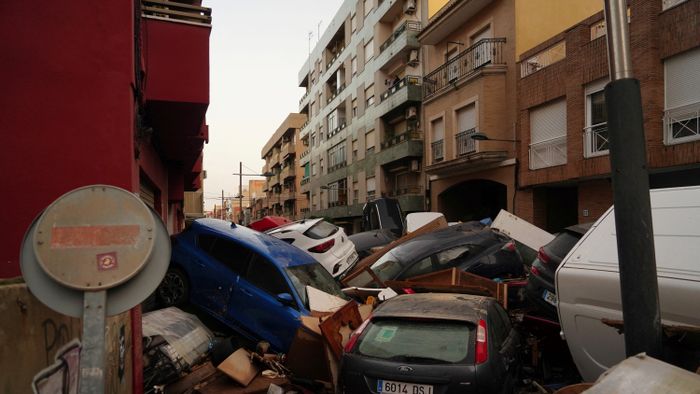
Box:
[389,185,423,196]
[381,129,422,149]
[381,75,421,101]
[455,128,477,156]
[300,177,310,186]
[423,38,506,100]
[583,123,609,158]
[142,0,212,26]
[529,135,567,169]
[379,20,422,53]
[431,140,444,163]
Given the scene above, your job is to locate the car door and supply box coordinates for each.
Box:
[229,252,302,352]
[192,234,252,317]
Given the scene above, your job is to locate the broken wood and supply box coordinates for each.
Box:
[217,349,259,387]
[319,302,363,360]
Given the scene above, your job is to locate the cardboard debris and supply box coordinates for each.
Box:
[491,209,554,251]
[319,302,363,360]
[285,319,332,383]
[307,285,348,314]
[217,348,259,387]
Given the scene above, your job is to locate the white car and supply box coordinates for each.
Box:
[266,218,359,278]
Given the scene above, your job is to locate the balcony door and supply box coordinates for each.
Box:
[471,25,492,68]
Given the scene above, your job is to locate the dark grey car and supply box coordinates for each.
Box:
[340,293,521,394]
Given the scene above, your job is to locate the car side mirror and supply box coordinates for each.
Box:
[276,292,296,307]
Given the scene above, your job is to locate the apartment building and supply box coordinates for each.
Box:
[297,0,426,232]
[259,113,308,220]
[516,0,700,231]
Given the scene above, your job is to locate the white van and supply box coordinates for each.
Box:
[556,186,700,382]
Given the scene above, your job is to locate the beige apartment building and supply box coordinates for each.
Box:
[297,0,427,232]
[258,113,308,221]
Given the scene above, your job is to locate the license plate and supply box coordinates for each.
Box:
[377,379,433,394]
[542,289,558,306]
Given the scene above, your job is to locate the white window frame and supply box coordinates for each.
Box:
[583,79,610,158]
[663,47,700,145]
[529,98,568,169]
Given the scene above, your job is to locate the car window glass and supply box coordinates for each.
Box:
[548,232,580,258]
[197,234,216,253]
[436,244,483,267]
[304,220,338,239]
[245,253,290,296]
[399,256,434,279]
[285,264,347,308]
[370,250,404,282]
[369,205,380,230]
[207,237,251,275]
[489,304,506,349]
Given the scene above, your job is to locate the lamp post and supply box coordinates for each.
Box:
[232,161,274,224]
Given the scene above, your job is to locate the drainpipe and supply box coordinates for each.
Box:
[603,0,663,359]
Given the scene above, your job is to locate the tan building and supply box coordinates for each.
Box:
[297,0,428,232]
[259,113,308,221]
[515,0,700,232]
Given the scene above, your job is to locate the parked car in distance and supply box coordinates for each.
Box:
[340,293,521,394]
[266,218,358,278]
[156,218,348,352]
[557,186,700,381]
[345,223,523,288]
[525,223,592,319]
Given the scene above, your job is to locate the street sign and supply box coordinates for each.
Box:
[20,185,171,393]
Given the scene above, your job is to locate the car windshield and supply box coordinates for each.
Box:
[370,250,406,282]
[285,263,347,308]
[304,220,339,239]
[357,319,472,364]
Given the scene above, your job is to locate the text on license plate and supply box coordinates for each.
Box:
[543,289,558,306]
[377,379,433,394]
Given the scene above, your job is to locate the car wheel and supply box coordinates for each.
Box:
[157,268,189,307]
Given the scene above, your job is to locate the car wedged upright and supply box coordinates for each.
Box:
[340,293,520,394]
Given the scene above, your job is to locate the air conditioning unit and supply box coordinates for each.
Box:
[404,0,416,14]
[405,106,417,119]
[407,49,419,66]
[410,159,420,172]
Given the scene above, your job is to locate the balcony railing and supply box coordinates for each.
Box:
[389,185,423,196]
[381,130,422,149]
[520,40,566,78]
[299,89,310,105]
[328,161,347,173]
[379,20,422,53]
[663,102,700,145]
[300,149,310,159]
[529,135,567,169]
[326,83,347,104]
[301,177,310,186]
[455,128,477,156]
[423,38,506,100]
[583,123,609,158]
[329,198,348,208]
[281,166,294,179]
[282,142,295,158]
[142,0,212,26]
[381,76,421,102]
[431,140,444,163]
[328,120,347,139]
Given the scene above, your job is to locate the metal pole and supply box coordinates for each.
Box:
[604,0,662,359]
[79,291,107,394]
[221,189,224,220]
[239,162,243,224]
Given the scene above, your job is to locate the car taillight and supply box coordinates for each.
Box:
[475,319,488,364]
[308,238,335,253]
[530,265,541,276]
[537,247,551,264]
[501,241,516,252]
[344,316,371,353]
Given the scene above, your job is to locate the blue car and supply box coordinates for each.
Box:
[156,218,347,352]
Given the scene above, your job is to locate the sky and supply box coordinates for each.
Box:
[202,0,344,209]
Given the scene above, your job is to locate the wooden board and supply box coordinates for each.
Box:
[319,302,363,360]
[217,349,258,387]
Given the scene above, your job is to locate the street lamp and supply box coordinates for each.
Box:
[232,161,274,224]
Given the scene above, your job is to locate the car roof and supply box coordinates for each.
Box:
[372,293,490,324]
[190,218,318,268]
[387,224,495,262]
[564,222,594,236]
[266,217,323,234]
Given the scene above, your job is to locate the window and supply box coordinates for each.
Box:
[327,111,337,132]
[364,39,374,63]
[203,236,251,275]
[304,220,339,239]
[310,132,316,147]
[352,139,358,161]
[365,130,375,154]
[401,256,434,279]
[584,79,609,157]
[352,56,358,76]
[352,98,358,117]
[471,25,493,68]
[366,176,376,197]
[456,104,477,155]
[351,14,357,32]
[328,141,347,169]
[363,0,372,16]
[664,47,700,145]
[245,253,290,296]
[285,264,346,309]
[304,163,310,178]
[312,162,318,176]
[430,117,444,162]
[320,158,324,173]
[365,85,375,107]
[529,99,567,169]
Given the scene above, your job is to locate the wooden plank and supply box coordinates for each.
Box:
[142,6,212,22]
[217,349,258,387]
[319,302,362,360]
[341,216,448,287]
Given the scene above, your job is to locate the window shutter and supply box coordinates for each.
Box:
[530,99,567,144]
[431,118,444,142]
[366,176,376,192]
[365,130,375,149]
[665,47,700,110]
[456,104,476,132]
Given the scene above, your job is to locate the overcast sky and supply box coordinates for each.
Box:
[201,1,343,209]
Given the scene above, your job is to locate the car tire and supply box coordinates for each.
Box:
[157,268,189,307]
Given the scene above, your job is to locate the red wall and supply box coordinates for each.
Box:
[0,1,136,278]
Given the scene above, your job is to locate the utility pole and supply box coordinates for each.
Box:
[221,189,224,220]
[239,161,243,224]
[604,0,662,359]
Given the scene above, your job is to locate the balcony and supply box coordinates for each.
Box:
[270,174,281,188]
[327,120,347,139]
[328,161,347,174]
[583,123,609,158]
[376,76,422,118]
[282,141,295,158]
[376,21,422,70]
[529,136,567,169]
[377,135,423,166]
[423,38,506,100]
[520,40,566,78]
[381,129,422,149]
[431,140,444,163]
[455,128,477,156]
[300,148,310,159]
[281,166,295,180]
[301,177,310,186]
[280,190,296,201]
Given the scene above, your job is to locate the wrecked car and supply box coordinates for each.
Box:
[266,218,358,278]
[345,223,524,288]
[340,293,521,394]
[156,218,348,352]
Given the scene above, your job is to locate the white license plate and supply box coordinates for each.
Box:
[377,379,433,394]
[542,289,558,306]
